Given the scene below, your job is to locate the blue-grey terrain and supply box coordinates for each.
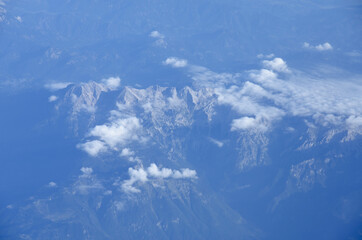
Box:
[0,0,361,239]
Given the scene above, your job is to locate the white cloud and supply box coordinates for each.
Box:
[172,168,197,179]
[122,167,148,193]
[231,117,267,132]
[150,31,164,39]
[247,61,362,135]
[147,163,173,178]
[303,42,333,51]
[89,117,143,148]
[346,115,362,130]
[303,42,310,48]
[15,16,22,22]
[77,140,108,156]
[121,163,197,193]
[187,56,362,137]
[102,77,121,91]
[163,57,188,68]
[249,69,278,85]
[120,148,135,157]
[149,31,166,47]
[48,95,58,102]
[215,82,285,132]
[316,42,333,51]
[48,182,57,187]
[44,82,72,91]
[263,58,290,73]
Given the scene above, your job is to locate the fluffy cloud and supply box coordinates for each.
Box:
[44,82,72,91]
[231,117,267,132]
[122,168,148,193]
[48,95,58,102]
[102,77,121,90]
[77,140,108,157]
[121,163,197,193]
[163,57,188,68]
[89,117,143,148]
[249,69,278,85]
[172,168,198,179]
[303,42,333,51]
[79,117,144,156]
[262,58,290,73]
[147,163,173,178]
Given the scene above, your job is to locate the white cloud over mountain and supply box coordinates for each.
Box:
[181,56,362,136]
[89,117,143,148]
[122,163,197,193]
[102,77,121,90]
[79,117,144,156]
[71,55,362,180]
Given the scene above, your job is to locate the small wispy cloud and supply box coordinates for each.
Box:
[208,137,224,148]
[150,31,164,39]
[48,95,58,102]
[73,167,104,195]
[163,57,188,68]
[80,167,93,175]
[15,16,22,22]
[149,30,167,47]
[303,42,333,51]
[48,182,57,187]
[257,53,274,59]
